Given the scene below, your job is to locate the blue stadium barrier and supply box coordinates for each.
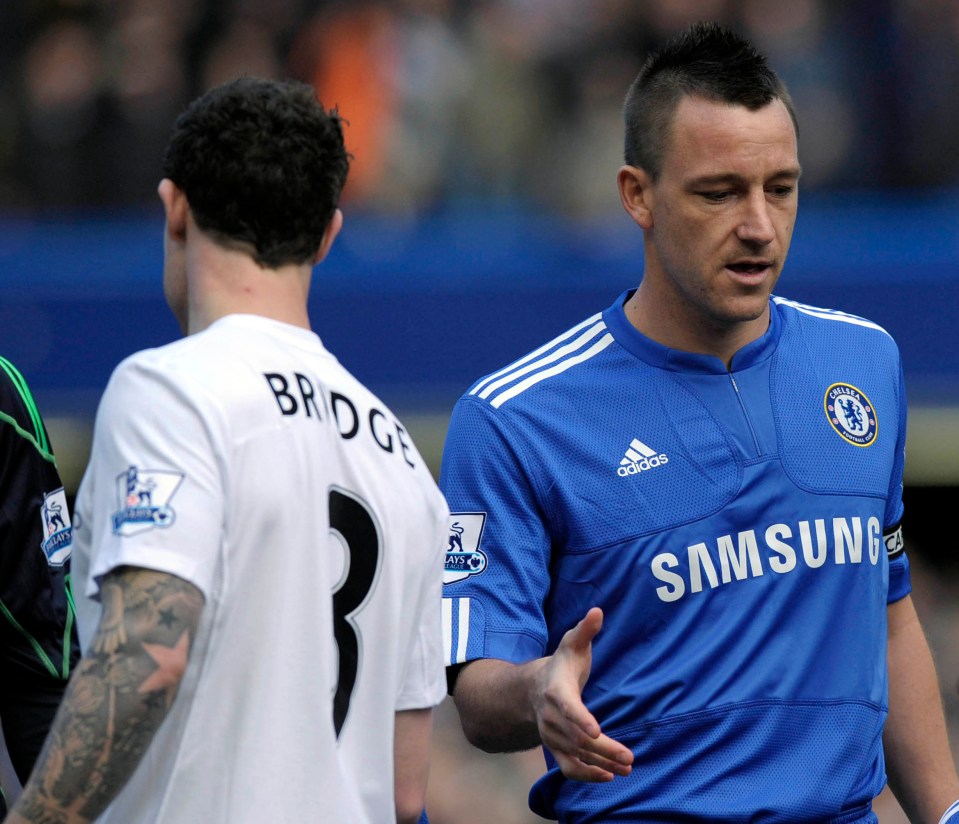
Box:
[1,189,958,417]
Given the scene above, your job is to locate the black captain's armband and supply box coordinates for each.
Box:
[446,661,473,696]
[884,522,904,559]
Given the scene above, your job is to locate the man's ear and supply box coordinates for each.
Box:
[617,165,655,230]
[157,178,189,242]
[313,208,344,265]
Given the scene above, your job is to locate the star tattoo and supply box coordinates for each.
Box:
[139,630,191,709]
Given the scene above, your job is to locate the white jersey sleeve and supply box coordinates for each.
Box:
[70,315,449,823]
[395,512,448,712]
[78,352,224,605]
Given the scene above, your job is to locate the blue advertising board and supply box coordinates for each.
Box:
[1,190,958,417]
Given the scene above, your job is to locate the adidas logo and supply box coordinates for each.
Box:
[617,438,669,477]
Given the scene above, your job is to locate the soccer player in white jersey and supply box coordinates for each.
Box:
[6,77,449,824]
[438,22,959,824]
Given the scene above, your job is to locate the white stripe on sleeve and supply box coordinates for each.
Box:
[478,322,607,400]
[456,598,471,664]
[938,800,959,824]
[490,333,614,408]
[470,313,602,397]
[442,597,454,667]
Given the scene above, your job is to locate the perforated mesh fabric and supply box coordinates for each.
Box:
[772,303,902,498]
[536,700,886,823]
[442,295,902,822]
[504,349,742,550]
[441,396,554,658]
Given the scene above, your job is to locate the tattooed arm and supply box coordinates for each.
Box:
[5,566,204,824]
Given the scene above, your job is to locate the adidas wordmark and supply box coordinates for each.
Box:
[617,438,669,477]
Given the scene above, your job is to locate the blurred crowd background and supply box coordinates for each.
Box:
[2,1,958,822]
[3,0,959,217]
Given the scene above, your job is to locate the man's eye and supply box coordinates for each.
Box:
[701,191,730,202]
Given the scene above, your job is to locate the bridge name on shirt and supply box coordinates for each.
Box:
[263,371,416,470]
[651,515,883,602]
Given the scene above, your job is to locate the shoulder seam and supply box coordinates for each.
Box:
[469,312,605,399]
[490,330,614,408]
[773,296,892,338]
[467,318,614,409]
[0,410,57,464]
[0,357,55,462]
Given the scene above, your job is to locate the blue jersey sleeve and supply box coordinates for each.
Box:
[439,396,552,667]
[939,800,959,824]
[886,359,910,603]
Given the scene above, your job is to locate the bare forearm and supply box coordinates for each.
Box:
[452,658,546,753]
[9,653,173,823]
[394,708,433,823]
[453,613,633,783]
[7,568,203,824]
[884,596,959,824]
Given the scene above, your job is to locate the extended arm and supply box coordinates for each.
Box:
[5,566,203,824]
[394,708,433,824]
[452,608,633,782]
[883,594,959,824]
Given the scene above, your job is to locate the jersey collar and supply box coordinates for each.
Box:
[602,288,783,374]
[209,313,325,348]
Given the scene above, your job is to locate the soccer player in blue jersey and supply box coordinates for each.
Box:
[438,21,959,824]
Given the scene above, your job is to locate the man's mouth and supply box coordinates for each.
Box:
[727,261,771,275]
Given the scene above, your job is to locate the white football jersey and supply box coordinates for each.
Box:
[72,314,449,823]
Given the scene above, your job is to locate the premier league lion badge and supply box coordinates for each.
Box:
[444,513,488,584]
[40,487,73,566]
[824,383,878,447]
[112,465,185,536]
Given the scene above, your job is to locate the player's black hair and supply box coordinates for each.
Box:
[623,21,798,179]
[161,77,350,268]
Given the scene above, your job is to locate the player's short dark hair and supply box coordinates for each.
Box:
[161,77,350,268]
[623,21,798,179]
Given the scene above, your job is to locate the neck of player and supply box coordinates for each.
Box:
[624,281,771,370]
[185,235,314,336]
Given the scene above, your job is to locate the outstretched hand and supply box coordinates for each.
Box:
[531,607,634,782]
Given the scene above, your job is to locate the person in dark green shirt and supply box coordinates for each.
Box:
[0,356,79,815]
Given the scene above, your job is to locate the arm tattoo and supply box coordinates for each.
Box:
[11,567,204,823]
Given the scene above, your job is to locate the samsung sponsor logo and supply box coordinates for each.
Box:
[651,515,882,603]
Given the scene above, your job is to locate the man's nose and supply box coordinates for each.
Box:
[736,191,776,245]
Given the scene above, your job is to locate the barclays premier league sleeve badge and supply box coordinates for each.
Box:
[40,487,73,566]
[112,465,185,536]
[444,513,488,584]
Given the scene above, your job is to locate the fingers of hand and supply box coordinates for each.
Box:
[546,732,634,782]
[539,681,601,739]
[539,711,633,781]
[564,608,604,653]
[552,753,619,783]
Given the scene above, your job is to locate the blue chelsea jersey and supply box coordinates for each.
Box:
[439,290,910,824]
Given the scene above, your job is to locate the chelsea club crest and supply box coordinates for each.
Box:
[824,383,878,447]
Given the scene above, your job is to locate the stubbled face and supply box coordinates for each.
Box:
[638,95,800,344]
